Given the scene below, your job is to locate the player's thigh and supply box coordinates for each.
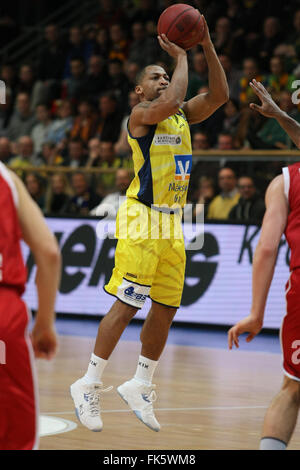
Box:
[105,237,161,309]
[150,237,186,309]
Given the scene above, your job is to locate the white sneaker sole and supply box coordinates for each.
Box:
[117,386,160,432]
[70,386,103,432]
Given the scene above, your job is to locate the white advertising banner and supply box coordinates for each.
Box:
[21,217,290,329]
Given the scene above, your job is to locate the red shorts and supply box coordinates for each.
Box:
[281,269,300,382]
[0,288,39,450]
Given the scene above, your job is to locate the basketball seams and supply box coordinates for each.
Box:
[159,6,195,37]
[171,13,202,46]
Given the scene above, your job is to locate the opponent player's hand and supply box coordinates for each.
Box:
[31,323,58,360]
[157,33,186,58]
[198,15,211,47]
[228,315,263,350]
[249,79,282,118]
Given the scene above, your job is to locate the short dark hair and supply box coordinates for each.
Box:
[135,64,157,86]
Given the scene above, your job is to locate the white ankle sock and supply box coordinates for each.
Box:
[134,355,158,386]
[82,353,107,384]
[260,437,287,450]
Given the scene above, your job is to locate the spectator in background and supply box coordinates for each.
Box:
[185,175,216,221]
[128,21,160,68]
[98,140,126,189]
[93,27,111,60]
[221,98,241,147]
[31,103,52,154]
[130,0,159,24]
[64,26,92,79]
[1,63,17,93]
[62,57,86,102]
[69,99,98,144]
[6,92,37,142]
[192,131,210,150]
[207,167,240,220]
[45,172,72,215]
[96,92,122,142]
[16,64,44,112]
[228,175,265,224]
[217,132,234,150]
[66,138,87,167]
[0,136,13,163]
[97,0,125,30]
[40,141,65,166]
[114,90,139,157]
[66,171,102,215]
[124,61,140,91]
[238,58,266,107]
[25,172,46,211]
[211,17,234,57]
[267,56,296,97]
[38,24,66,80]
[186,52,208,99]
[9,136,40,174]
[90,168,132,216]
[86,137,102,167]
[109,24,129,63]
[258,17,283,64]
[218,54,242,101]
[107,59,130,106]
[83,55,108,102]
[47,99,73,144]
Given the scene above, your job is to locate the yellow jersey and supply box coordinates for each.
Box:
[126,108,192,209]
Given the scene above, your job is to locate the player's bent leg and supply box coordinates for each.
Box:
[260,375,300,449]
[70,300,138,431]
[117,303,177,432]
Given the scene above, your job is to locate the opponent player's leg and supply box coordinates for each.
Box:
[0,293,38,450]
[260,376,300,450]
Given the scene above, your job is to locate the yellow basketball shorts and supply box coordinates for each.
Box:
[104,198,186,309]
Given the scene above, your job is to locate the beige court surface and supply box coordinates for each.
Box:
[37,335,300,450]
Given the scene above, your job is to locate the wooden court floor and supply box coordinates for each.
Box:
[37,334,300,450]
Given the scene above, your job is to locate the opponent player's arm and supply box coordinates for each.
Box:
[228,175,288,349]
[130,35,188,126]
[250,79,300,148]
[182,16,229,125]
[10,170,61,358]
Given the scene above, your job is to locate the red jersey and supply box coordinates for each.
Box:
[0,162,27,294]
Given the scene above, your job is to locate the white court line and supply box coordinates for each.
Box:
[43,405,267,416]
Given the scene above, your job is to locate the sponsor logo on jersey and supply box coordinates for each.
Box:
[154,134,182,146]
[168,182,188,192]
[124,286,147,303]
[174,155,192,181]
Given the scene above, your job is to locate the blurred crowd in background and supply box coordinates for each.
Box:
[0,0,299,223]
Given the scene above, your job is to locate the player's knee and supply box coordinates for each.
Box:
[115,300,138,324]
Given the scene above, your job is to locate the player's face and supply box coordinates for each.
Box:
[139,66,170,101]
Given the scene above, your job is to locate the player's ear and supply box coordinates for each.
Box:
[135,85,143,97]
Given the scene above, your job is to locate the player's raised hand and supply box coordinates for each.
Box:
[31,323,58,360]
[157,33,186,58]
[228,315,263,350]
[249,79,281,118]
[198,15,211,47]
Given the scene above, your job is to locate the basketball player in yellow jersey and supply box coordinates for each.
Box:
[71,17,229,432]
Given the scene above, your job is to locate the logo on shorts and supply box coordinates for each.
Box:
[174,155,192,181]
[124,286,147,303]
[0,340,5,365]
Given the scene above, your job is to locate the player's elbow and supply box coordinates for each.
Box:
[41,238,61,266]
[258,242,278,258]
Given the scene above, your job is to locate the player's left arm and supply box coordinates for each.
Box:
[182,16,229,125]
[228,175,288,349]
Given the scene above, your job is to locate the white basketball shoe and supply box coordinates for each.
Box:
[70,379,112,432]
[117,378,160,432]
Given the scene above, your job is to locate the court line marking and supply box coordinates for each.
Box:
[43,405,267,416]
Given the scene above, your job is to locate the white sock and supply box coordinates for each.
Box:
[134,355,158,386]
[260,437,287,450]
[81,353,108,384]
